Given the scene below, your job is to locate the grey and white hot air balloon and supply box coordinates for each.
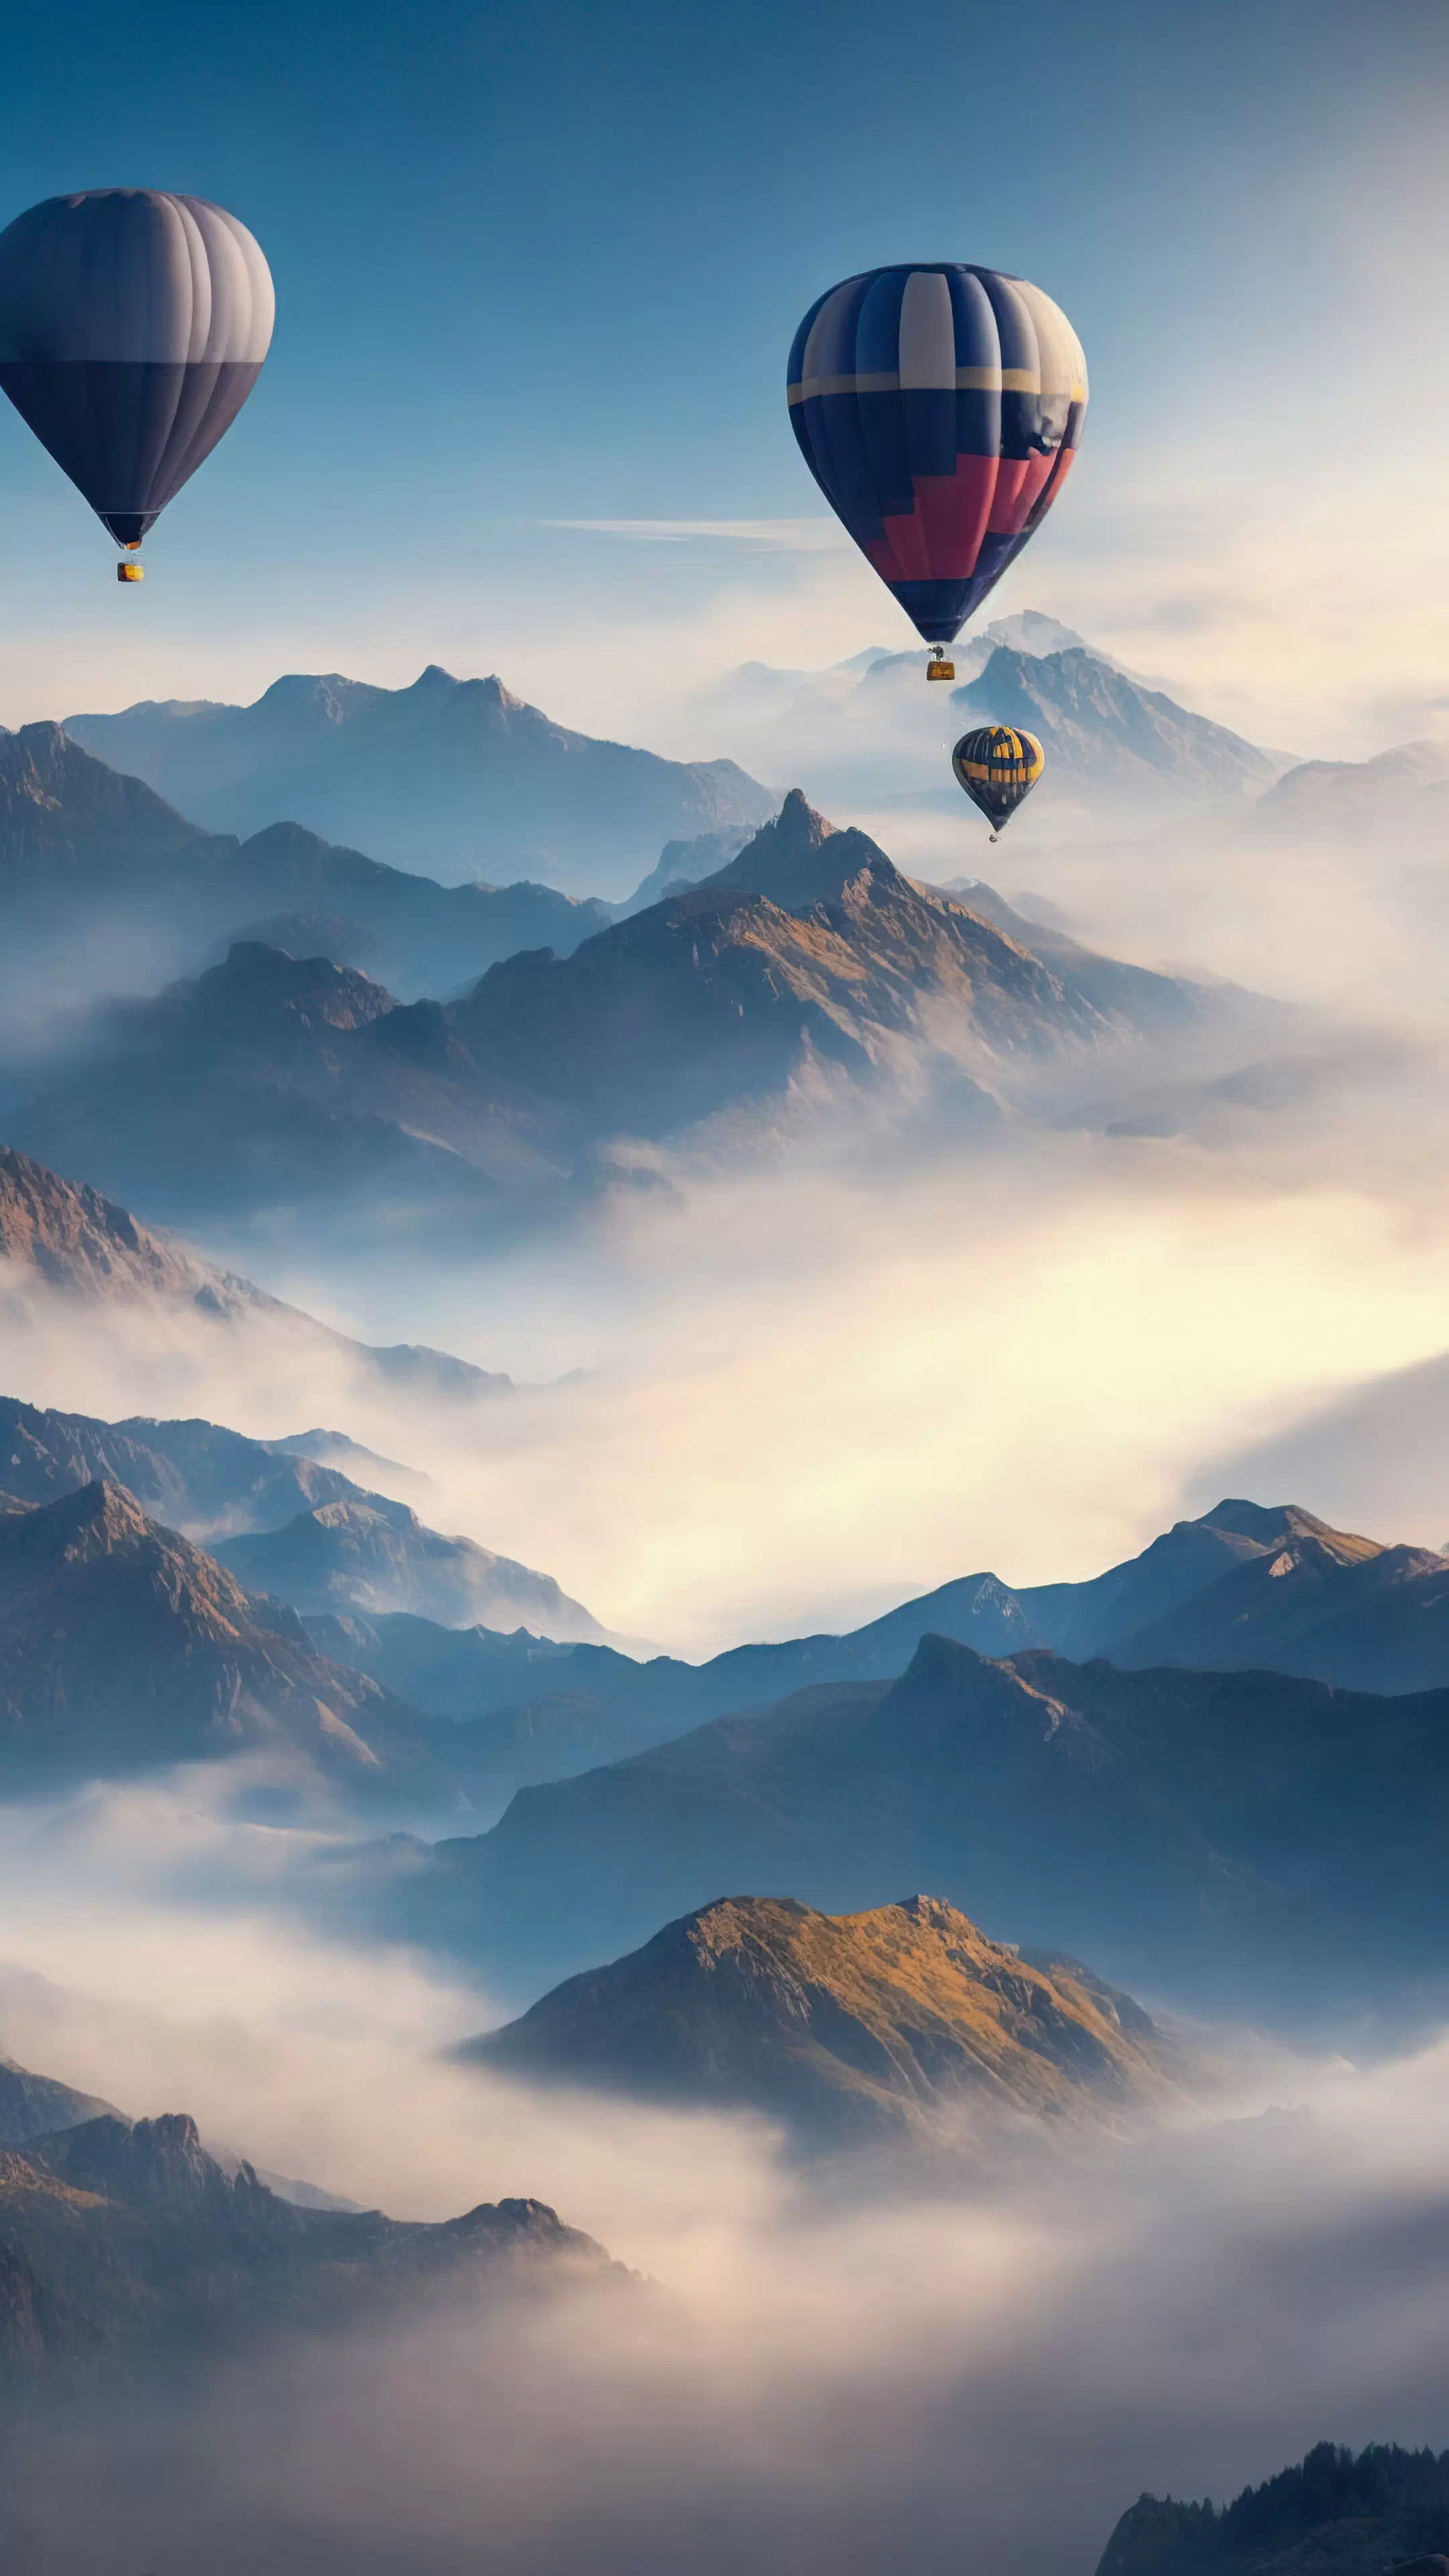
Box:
[0,189,274,580]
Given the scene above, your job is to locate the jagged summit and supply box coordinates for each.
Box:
[694,786,906,916]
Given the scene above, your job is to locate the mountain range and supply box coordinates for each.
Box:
[312,1497,1449,1800]
[0,720,747,1018]
[694,616,1290,811]
[1097,2443,1449,2576]
[63,667,776,894]
[0,790,1259,1233]
[951,647,1281,797]
[462,1892,1182,2147]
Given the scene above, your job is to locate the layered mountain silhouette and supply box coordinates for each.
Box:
[1096,2443,1449,2576]
[2,790,1255,1229]
[317,1498,1449,1799]
[64,667,775,893]
[462,1892,1181,2146]
[0,721,643,1006]
[0,1389,602,1637]
[382,1619,1449,2019]
[0,2090,608,2383]
[0,1142,511,1400]
[1252,739,1449,839]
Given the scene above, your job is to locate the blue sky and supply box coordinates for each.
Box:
[0,0,1446,753]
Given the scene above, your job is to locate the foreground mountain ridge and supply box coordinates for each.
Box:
[0,2089,610,2382]
[1095,2440,1449,2576]
[463,1891,1182,2145]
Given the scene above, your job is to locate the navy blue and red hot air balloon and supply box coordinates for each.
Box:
[787,264,1087,678]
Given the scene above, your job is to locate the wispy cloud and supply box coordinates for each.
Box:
[539,517,841,551]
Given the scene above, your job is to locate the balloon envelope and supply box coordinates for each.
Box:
[951,725,1044,830]
[788,265,1086,644]
[0,189,274,546]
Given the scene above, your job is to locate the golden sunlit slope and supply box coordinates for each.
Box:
[463,1892,1183,2146]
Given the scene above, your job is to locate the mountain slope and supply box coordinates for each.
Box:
[0,2100,608,2381]
[952,647,1279,796]
[0,722,207,883]
[64,667,776,895]
[383,1632,1449,2018]
[0,2057,117,2146]
[462,1892,1179,2145]
[1095,2443,1449,2576]
[0,1479,472,1799]
[0,1141,511,1401]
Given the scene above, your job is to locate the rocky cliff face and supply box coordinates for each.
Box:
[464,1891,1180,2145]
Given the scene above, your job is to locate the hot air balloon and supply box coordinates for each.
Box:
[0,190,274,582]
[951,726,1044,840]
[787,266,1086,680]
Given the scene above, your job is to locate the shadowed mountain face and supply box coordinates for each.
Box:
[0,790,1259,1232]
[64,667,776,895]
[217,1495,606,1641]
[462,1892,1180,2147]
[0,1389,600,1638]
[0,1479,472,1799]
[1095,2443,1449,2576]
[951,647,1279,796]
[0,1142,511,1401]
[0,2098,610,2383]
[0,720,625,1001]
[383,1627,1449,2022]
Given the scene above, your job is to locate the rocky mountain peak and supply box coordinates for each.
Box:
[0,1145,202,1301]
[697,787,902,916]
[32,2110,224,2208]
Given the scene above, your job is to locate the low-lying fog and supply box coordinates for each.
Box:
[4,1788,1449,2575]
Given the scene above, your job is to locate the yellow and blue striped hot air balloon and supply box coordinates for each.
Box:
[951,725,1044,839]
[787,265,1087,679]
